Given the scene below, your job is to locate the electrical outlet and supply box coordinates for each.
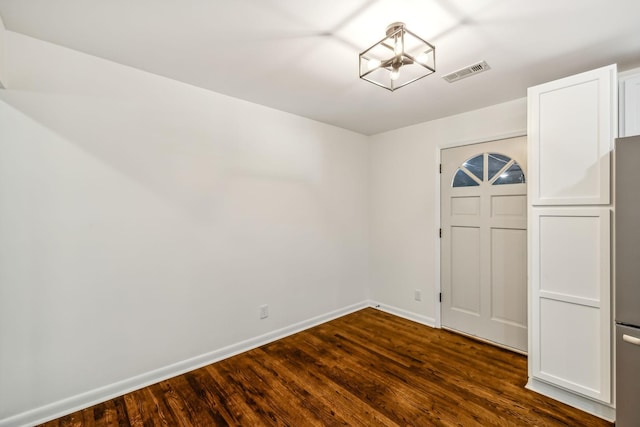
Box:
[260,304,269,319]
[414,289,422,301]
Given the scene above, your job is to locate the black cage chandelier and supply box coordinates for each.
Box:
[359,22,436,91]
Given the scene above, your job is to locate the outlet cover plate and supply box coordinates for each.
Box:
[260,304,269,319]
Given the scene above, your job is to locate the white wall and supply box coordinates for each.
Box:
[368,99,527,324]
[0,27,532,427]
[0,32,369,425]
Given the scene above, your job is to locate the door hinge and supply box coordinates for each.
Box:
[439,228,442,238]
[439,292,442,303]
[439,163,442,174]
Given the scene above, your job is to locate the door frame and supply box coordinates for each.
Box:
[434,130,527,330]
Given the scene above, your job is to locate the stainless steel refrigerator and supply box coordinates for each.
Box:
[615,135,640,426]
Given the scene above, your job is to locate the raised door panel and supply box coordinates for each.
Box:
[490,228,527,329]
[528,65,616,205]
[450,226,482,317]
[530,207,611,402]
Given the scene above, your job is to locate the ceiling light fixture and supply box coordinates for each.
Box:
[359,22,435,91]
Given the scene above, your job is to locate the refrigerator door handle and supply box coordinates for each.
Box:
[623,334,640,346]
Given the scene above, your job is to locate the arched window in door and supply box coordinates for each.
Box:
[452,152,525,187]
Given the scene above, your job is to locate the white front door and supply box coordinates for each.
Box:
[441,136,527,352]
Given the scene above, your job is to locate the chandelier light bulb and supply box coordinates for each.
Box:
[394,37,403,56]
[390,68,400,81]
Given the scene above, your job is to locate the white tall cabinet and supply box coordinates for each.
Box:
[527,64,617,421]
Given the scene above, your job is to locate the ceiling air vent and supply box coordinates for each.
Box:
[442,61,491,83]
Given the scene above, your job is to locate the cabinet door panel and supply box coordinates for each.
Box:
[528,65,616,205]
[530,207,611,403]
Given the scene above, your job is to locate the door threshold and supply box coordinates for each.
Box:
[441,326,528,356]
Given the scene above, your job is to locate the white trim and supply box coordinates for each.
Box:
[437,130,528,150]
[368,300,437,327]
[16,298,615,427]
[7,299,612,426]
[434,145,442,328]
[1,301,369,427]
[526,378,615,422]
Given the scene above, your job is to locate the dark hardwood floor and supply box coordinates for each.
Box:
[39,308,612,426]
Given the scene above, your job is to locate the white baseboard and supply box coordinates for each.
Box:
[367,300,437,327]
[2,301,369,427]
[5,302,613,426]
[13,300,615,427]
[526,378,615,422]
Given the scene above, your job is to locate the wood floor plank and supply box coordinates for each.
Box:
[240,349,345,426]
[92,398,119,427]
[122,392,146,427]
[263,342,403,426]
[37,308,613,427]
[203,363,281,426]
[144,385,175,427]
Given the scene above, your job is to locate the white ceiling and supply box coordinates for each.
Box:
[1,0,640,135]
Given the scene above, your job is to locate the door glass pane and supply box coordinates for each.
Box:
[487,153,511,180]
[462,155,483,181]
[493,163,526,185]
[452,169,480,187]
